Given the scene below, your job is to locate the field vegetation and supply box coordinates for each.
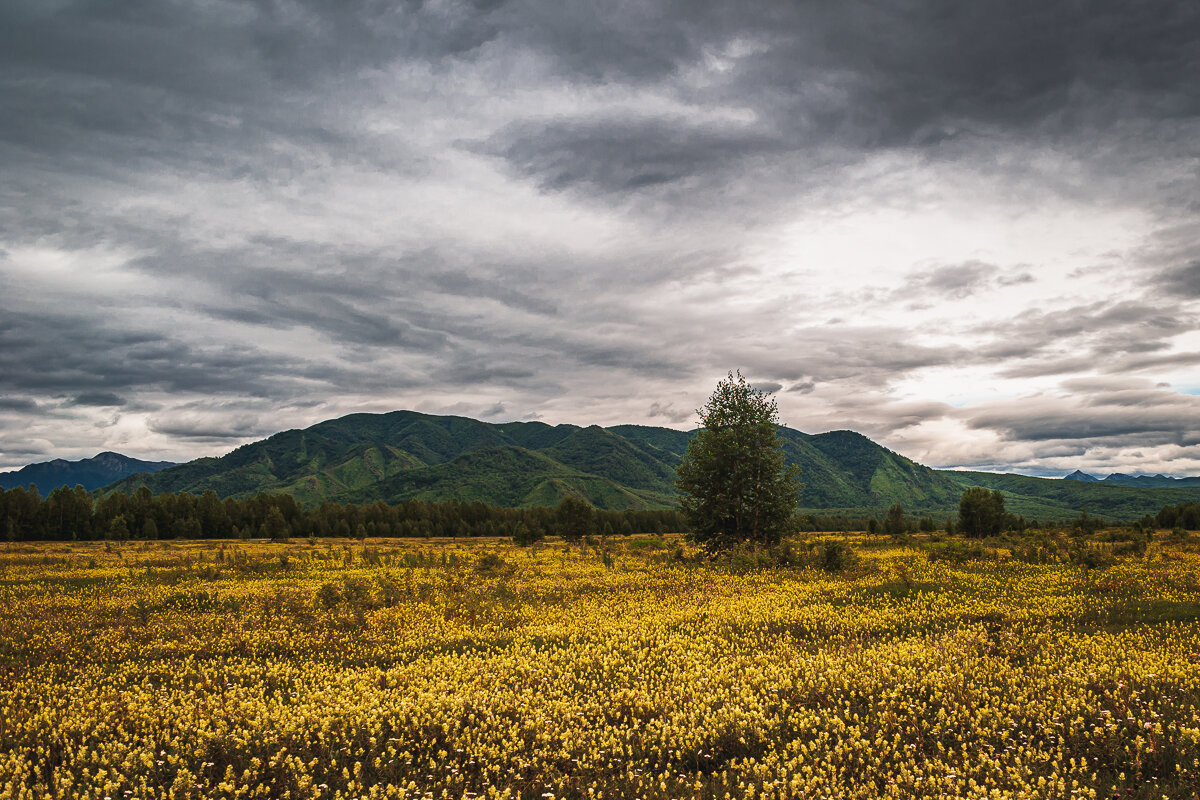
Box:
[3,529,1200,799]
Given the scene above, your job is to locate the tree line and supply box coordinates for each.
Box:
[0,484,685,543]
[1152,502,1200,531]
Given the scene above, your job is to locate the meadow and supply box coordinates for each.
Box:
[2,534,1200,799]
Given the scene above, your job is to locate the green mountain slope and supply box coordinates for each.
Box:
[102,409,1200,518]
[543,426,678,493]
[336,445,673,509]
[777,430,964,514]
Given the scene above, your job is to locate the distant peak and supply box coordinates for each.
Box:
[1064,470,1099,482]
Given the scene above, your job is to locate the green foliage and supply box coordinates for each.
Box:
[0,486,683,543]
[926,540,987,564]
[510,521,541,546]
[1071,510,1105,536]
[474,552,510,574]
[814,539,858,573]
[264,507,290,541]
[717,538,860,572]
[555,495,595,542]
[958,487,1006,538]
[676,373,801,551]
[1067,541,1115,570]
[1156,501,1200,530]
[108,513,129,542]
[882,503,906,537]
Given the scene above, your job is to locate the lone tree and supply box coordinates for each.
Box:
[957,487,1006,538]
[882,502,907,537]
[555,495,595,542]
[675,371,801,552]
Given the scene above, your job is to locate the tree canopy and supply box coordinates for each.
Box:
[958,487,1006,538]
[675,372,801,551]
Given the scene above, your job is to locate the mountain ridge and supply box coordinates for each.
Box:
[1064,470,1200,488]
[0,452,178,492]
[97,409,1200,520]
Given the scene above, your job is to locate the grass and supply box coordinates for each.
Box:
[1,532,1199,799]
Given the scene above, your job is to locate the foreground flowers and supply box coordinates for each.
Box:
[1,537,1199,799]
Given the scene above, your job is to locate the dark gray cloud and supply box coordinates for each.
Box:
[915,263,995,299]
[0,397,37,412]
[1159,261,1200,298]
[69,392,126,408]
[147,413,278,441]
[888,261,1031,309]
[0,309,304,398]
[964,386,1200,445]
[479,118,782,195]
[735,327,970,387]
[468,0,1200,211]
[977,300,1197,373]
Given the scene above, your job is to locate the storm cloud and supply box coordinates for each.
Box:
[1,0,1199,477]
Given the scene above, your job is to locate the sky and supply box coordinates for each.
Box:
[2,1,1199,477]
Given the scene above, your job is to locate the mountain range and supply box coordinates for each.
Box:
[0,452,177,492]
[96,410,1200,520]
[1063,470,1200,488]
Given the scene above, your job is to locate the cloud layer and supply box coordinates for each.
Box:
[1,1,1199,477]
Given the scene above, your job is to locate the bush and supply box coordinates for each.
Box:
[316,582,341,610]
[713,538,859,573]
[815,540,858,573]
[1112,533,1148,558]
[882,504,906,537]
[511,522,541,546]
[927,541,986,564]
[1068,541,1115,570]
[1070,511,1104,536]
[724,546,774,571]
[475,552,510,574]
[1011,532,1067,565]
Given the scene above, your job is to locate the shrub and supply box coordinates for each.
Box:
[316,582,342,610]
[927,541,987,564]
[475,552,510,574]
[511,522,542,546]
[816,539,858,573]
[1112,533,1148,558]
[1068,541,1115,570]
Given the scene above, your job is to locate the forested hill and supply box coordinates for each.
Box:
[101,410,961,513]
[0,452,177,492]
[100,410,1200,519]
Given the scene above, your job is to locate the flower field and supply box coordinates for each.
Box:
[2,536,1200,799]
